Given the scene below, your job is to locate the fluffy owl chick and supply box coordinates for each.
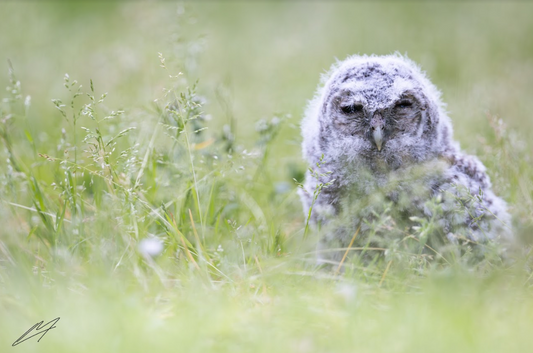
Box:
[300,54,511,263]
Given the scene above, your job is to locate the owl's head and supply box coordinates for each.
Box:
[302,54,455,170]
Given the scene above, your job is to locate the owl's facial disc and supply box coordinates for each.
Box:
[333,86,425,155]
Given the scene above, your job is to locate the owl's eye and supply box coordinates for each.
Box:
[395,100,413,109]
[341,104,364,115]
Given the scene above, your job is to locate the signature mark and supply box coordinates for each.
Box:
[12,317,60,347]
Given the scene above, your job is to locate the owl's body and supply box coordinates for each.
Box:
[300,54,510,263]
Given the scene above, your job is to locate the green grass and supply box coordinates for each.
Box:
[1,2,533,352]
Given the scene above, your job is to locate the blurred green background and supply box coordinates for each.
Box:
[1,2,533,352]
[2,1,533,155]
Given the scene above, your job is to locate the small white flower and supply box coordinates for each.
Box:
[336,282,357,302]
[139,238,164,257]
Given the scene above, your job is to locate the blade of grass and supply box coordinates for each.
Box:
[335,225,361,275]
[379,260,393,287]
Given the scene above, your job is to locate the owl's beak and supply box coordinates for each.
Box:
[371,113,384,151]
[373,126,383,151]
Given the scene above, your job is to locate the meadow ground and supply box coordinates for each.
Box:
[1,2,533,352]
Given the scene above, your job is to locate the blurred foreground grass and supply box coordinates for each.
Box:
[1,2,533,352]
